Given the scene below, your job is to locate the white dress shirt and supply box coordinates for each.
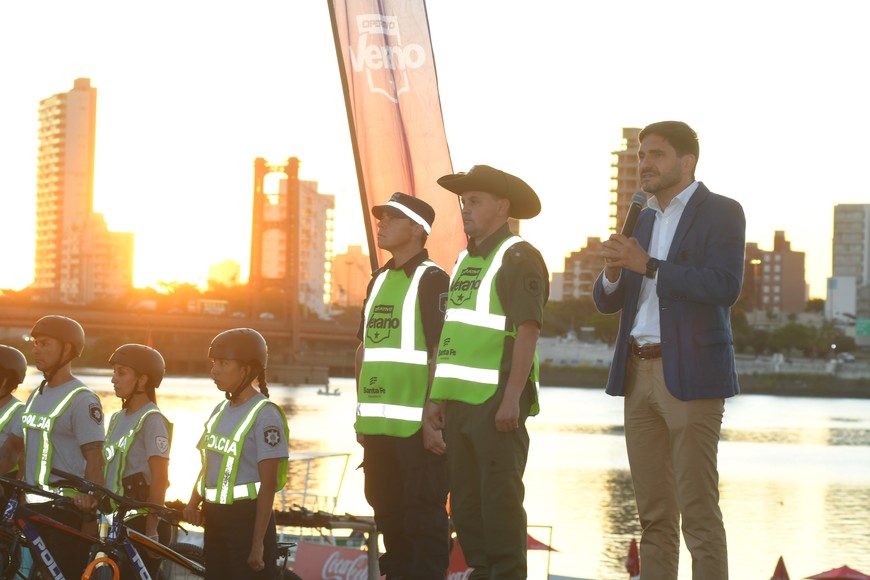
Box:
[603,181,699,345]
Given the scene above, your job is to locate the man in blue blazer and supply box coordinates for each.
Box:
[593,121,745,580]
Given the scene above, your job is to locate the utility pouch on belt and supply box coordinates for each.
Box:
[122,472,150,501]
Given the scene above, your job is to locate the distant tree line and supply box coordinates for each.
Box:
[544,296,856,358]
[0,282,361,325]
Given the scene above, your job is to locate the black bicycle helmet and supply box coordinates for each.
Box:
[30,315,86,357]
[0,345,27,386]
[208,328,267,370]
[109,344,166,388]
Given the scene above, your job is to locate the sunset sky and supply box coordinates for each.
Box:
[1,1,868,299]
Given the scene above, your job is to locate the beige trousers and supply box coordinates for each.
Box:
[624,354,728,580]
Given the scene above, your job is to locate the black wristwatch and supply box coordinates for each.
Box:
[645,257,660,279]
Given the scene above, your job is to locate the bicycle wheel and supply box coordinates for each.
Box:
[158,542,204,580]
[0,537,22,580]
[88,565,118,580]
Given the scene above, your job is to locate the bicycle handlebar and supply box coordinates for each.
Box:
[0,474,69,503]
[49,468,182,523]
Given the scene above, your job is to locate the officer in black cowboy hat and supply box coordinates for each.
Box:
[426,166,549,579]
[357,192,451,579]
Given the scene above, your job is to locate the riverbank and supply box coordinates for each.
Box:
[539,365,870,398]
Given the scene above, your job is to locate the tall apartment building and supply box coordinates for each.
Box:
[330,245,371,308]
[828,204,870,323]
[33,78,134,304]
[743,231,806,314]
[610,127,643,233]
[249,157,334,320]
[562,237,606,300]
[297,178,335,315]
[832,204,870,284]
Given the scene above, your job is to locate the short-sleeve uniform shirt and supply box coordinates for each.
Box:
[105,402,171,487]
[0,397,24,451]
[14,380,105,485]
[200,393,289,488]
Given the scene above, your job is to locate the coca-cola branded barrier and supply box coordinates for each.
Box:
[292,539,474,579]
[292,542,384,580]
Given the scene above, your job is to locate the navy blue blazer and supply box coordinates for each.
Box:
[593,182,746,401]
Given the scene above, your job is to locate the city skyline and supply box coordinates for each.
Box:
[2,2,869,299]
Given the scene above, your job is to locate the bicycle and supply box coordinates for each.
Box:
[0,474,110,580]
[48,469,204,580]
[46,469,304,580]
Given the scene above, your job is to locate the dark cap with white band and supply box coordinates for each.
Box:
[372,192,436,234]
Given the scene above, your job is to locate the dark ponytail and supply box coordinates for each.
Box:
[257,369,269,399]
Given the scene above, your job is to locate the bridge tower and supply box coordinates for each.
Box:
[250,157,301,359]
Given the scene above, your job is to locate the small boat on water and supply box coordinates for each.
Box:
[317,384,341,396]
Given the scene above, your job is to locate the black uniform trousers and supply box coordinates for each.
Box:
[202,499,279,580]
[28,501,91,578]
[123,514,174,580]
[363,429,449,580]
[444,384,532,580]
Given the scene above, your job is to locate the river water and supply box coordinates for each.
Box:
[17,371,870,580]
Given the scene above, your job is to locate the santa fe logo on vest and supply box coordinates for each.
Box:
[450,267,483,306]
[367,304,399,343]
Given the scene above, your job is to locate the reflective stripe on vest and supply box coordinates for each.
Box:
[0,400,23,430]
[21,385,90,492]
[432,236,541,415]
[104,407,172,510]
[0,400,24,474]
[356,261,436,436]
[198,398,289,504]
[356,402,423,422]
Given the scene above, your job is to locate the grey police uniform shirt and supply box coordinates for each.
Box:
[105,402,171,487]
[12,379,105,485]
[200,393,289,488]
[0,397,23,452]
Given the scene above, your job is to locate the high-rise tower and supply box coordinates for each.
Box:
[33,78,133,304]
[610,127,642,233]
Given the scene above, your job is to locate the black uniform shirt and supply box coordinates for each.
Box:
[466,222,549,383]
[357,249,449,356]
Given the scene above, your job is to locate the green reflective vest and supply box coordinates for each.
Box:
[21,385,91,494]
[431,235,540,415]
[0,399,24,474]
[104,407,173,504]
[356,260,440,437]
[197,398,289,505]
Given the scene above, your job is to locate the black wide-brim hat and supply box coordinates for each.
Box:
[437,164,541,219]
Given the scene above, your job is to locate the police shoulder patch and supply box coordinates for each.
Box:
[155,436,169,454]
[263,426,281,447]
[524,274,542,297]
[89,404,103,425]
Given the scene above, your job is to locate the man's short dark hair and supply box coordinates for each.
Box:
[639,121,700,162]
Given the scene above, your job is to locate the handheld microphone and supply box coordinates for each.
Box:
[620,191,647,237]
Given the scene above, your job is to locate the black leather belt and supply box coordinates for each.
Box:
[630,339,662,360]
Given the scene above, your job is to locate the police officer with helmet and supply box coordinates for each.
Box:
[0,345,27,489]
[75,343,172,580]
[184,328,290,579]
[0,315,105,577]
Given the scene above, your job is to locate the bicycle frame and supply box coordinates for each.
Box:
[2,493,104,580]
[48,469,205,579]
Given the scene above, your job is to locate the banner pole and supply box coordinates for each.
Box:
[327,0,379,273]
